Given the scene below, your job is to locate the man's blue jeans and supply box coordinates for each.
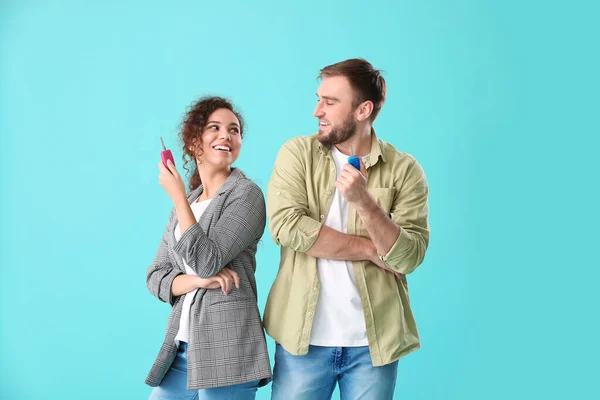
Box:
[271,344,398,400]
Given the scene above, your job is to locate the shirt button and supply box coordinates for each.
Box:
[327,190,332,195]
[320,214,325,219]
[276,191,280,195]
[313,287,318,292]
[308,311,313,316]
[330,167,335,171]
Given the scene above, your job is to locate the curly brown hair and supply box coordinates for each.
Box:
[179,96,245,191]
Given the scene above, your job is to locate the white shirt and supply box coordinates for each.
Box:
[309,146,369,347]
[174,197,212,344]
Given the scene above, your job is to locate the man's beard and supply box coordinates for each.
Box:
[317,113,357,147]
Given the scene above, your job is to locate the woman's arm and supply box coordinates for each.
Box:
[173,181,266,279]
[171,274,212,296]
[156,160,265,279]
[171,268,241,296]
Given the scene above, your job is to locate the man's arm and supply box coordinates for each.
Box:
[338,158,430,274]
[354,195,400,257]
[306,225,376,260]
[267,139,375,261]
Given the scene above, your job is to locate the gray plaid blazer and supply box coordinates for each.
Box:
[145,168,272,390]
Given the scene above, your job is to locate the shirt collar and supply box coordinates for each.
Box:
[316,128,386,167]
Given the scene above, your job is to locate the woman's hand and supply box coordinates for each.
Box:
[195,277,222,290]
[196,267,240,295]
[158,159,187,204]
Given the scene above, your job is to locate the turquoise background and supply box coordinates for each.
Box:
[1,0,598,399]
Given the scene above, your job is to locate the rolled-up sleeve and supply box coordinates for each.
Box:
[146,211,182,306]
[380,159,430,274]
[267,140,322,253]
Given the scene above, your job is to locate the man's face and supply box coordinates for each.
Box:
[314,75,358,147]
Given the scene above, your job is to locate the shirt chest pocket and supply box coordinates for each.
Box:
[369,187,395,214]
[354,187,395,236]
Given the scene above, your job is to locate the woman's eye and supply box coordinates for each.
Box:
[230,128,240,134]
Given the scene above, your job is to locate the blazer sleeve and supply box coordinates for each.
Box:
[146,209,182,306]
[172,181,266,279]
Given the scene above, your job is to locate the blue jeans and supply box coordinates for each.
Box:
[148,343,260,400]
[271,344,398,400]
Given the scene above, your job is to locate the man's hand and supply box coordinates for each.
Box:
[336,158,371,207]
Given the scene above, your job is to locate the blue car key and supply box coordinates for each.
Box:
[348,143,360,170]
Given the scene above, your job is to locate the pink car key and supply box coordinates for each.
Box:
[160,136,175,168]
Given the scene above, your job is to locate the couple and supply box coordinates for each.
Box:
[145,58,430,400]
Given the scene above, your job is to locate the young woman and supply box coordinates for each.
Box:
[145,96,271,399]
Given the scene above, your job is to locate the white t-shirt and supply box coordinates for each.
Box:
[174,197,212,344]
[309,146,369,347]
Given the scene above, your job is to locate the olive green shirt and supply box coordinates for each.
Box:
[264,131,430,366]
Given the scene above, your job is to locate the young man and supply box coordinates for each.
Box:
[265,58,430,400]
